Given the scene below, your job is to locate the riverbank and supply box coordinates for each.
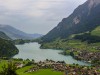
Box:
[40,39,100,65]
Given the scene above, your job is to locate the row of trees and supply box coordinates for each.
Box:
[74,33,100,43]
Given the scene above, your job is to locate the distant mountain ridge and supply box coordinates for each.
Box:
[0,25,43,40]
[42,0,100,42]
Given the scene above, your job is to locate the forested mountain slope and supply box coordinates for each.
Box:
[0,38,19,57]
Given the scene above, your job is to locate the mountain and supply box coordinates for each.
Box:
[28,33,43,39]
[42,0,100,42]
[0,38,19,57]
[0,31,11,40]
[0,31,18,57]
[0,25,43,40]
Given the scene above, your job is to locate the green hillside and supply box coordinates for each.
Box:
[0,38,19,57]
[91,26,100,36]
[41,26,100,49]
[73,26,100,43]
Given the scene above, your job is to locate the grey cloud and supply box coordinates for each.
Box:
[0,0,87,34]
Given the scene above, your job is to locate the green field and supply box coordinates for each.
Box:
[17,68,63,75]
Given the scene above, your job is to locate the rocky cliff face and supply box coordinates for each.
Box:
[42,0,100,42]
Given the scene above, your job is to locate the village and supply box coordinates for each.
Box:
[76,50,100,63]
[14,59,100,75]
[64,47,100,64]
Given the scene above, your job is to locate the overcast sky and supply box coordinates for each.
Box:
[0,0,87,34]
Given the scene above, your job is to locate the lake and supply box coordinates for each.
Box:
[13,42,90,66]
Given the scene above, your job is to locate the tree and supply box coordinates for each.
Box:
[0,62,18,75]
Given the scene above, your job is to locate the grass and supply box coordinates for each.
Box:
[16,66,33,75]
[17,69,63,75]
